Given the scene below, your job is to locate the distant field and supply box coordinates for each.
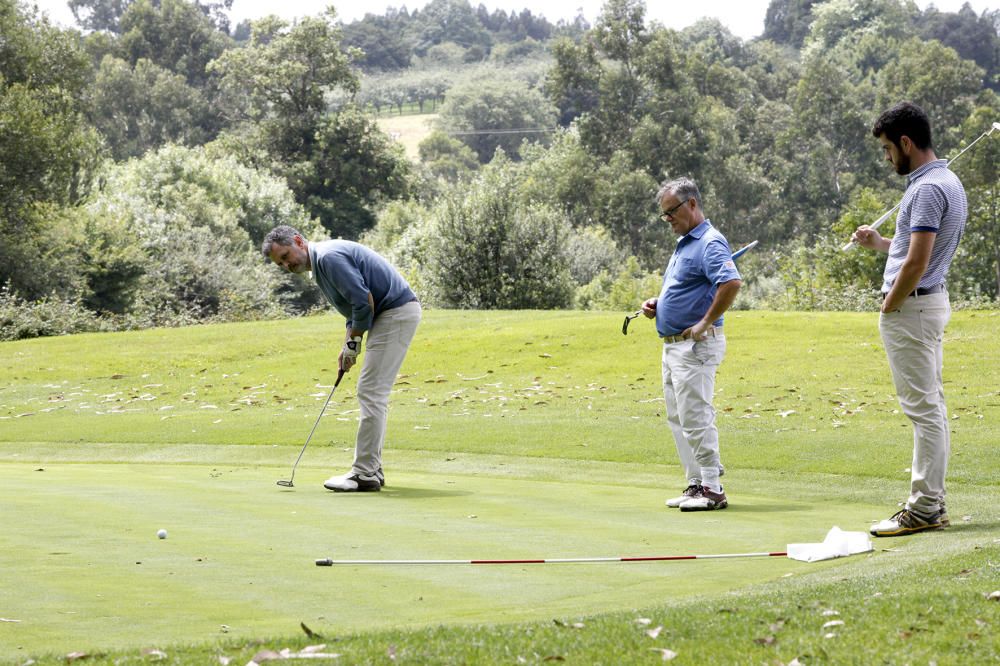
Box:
[377,113,438,162]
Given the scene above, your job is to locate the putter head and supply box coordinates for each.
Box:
[622,311,642,335]
[993,121,1000,132]
[276,480,294,488]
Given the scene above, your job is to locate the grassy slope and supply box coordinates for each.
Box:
[1,310,998,664]
[375,113,437,161]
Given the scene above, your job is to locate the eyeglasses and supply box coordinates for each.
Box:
[659,198,689,221]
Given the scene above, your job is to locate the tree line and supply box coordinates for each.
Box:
[0,0,998,341]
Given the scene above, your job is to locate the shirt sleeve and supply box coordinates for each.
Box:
[702,237,742,285]
[319,251,373,332]
[908,183,946,233]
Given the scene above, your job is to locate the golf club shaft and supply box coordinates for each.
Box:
[842,121,999,251]
[316,551,788,566]
[280,369,345,485]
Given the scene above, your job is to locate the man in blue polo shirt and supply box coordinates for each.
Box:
[640,177,742,511]
[262,226,421,492]
[852,102,967,536]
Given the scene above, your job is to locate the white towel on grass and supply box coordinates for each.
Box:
[786,526,873,563]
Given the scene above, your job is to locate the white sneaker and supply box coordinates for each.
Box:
[679,486,728,511]
[665,484,703,508]
[323,472,381,492]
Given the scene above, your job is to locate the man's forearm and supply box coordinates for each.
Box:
[702,280,742,325]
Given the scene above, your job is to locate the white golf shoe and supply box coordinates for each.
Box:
[679,486,728,511]
[323,471,381,492]
[665,484,703,508]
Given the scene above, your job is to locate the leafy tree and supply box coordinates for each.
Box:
[947,104,1000,298]
[411,0,492,55]
[69,0,233,34]
[341,8,414,71]
[426,153,574,309]
[211,12,408,238]
[774,55,873,238]
[875,38,986,151]
[436,77,558,162]
[118,0,232,87]
[762,0,819,47]
[918,4,1000,90]
[68,0,132,33]
[0,0,103,299]
[575,255,661,311]
[90,55,213,159]
[803,0,919,58]
[87,144,324,321]
[566,225,625,285]
[418,130,479,182]
[545,36,601,125]
[283,106,412,239]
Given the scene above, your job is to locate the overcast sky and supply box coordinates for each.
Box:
[30,0,998,41]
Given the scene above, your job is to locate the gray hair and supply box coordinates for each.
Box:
[261,225,302,261]
[656,177,702,209]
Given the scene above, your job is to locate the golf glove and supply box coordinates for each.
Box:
[341,335,363,370]
[344,335,361,360]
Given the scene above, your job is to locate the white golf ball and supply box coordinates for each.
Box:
[157,529,167,540]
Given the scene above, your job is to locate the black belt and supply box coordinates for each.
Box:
[882,284,946,299]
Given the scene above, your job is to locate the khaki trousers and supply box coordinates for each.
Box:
[662,335,726,485]
[352,300,421,476]
[878,292,951,517]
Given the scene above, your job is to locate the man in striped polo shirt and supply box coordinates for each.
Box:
[852,102,967,537]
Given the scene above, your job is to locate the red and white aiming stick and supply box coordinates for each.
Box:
[316,551,788,566]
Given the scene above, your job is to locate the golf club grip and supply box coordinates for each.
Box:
[842,204,899,252]
[731,240,757,260]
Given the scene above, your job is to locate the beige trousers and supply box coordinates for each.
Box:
[352,300,421,476]
[662,334,726,488]
[878,292,951,517]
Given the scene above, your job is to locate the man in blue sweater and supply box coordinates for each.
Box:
[262,226,421,492]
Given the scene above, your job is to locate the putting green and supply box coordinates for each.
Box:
[0,448,880,661]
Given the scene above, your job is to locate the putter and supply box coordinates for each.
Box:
[622,240,759,335]
[842,120,1000,251]
[276,368,345,488]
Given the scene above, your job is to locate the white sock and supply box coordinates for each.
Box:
[700,467,721,493]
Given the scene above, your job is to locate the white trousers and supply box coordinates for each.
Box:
[878,292,950,517]
[662,335,726,487]
[352,300,421,476]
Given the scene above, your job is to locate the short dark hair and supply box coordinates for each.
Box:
[261,225,301,260]
[872,102,933,151]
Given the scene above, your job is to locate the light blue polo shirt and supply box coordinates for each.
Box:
[656,220,741,337]
[307,240,416,332]
[882,159,967,293]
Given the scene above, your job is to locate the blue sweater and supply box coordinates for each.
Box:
[307,240,416,332]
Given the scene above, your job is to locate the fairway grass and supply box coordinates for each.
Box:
[1,311,998,663]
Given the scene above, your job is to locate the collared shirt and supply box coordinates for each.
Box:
[656,220,741,337]
[308,240,416,332]
[882,159,967,293]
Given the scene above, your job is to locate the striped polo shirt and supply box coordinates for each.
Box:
[882,159,967,293]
